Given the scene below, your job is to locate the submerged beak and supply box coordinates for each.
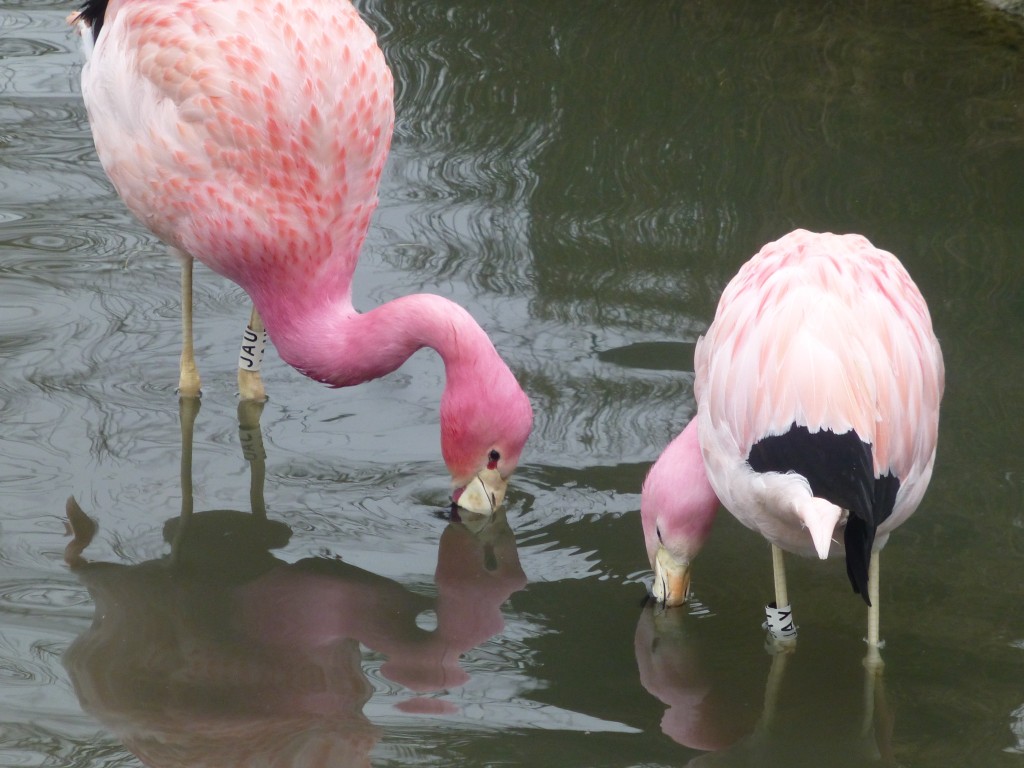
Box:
[453,467,507,515]
[651,545,692,608]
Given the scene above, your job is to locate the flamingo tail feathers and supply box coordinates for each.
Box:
[844,469,900,604]
[73,0,108,43]
[748,424,901,605]
[844,516,875,604]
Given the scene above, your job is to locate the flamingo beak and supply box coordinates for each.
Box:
[452,467,506,515]
[651,545,692,608]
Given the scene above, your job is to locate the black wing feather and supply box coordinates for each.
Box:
[77,0,109,43]
[747,424,900,605]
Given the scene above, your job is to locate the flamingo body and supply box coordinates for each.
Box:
[79,0,391,305]
[695,229,944,600]
[73,0,532,504]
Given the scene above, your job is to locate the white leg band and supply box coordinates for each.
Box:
[764,602,798,640]
[238,325,267,372]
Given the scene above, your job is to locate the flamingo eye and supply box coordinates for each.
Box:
[487,450,500,469]
[656,525,664,543]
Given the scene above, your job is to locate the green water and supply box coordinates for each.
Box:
[1,0,1022,765]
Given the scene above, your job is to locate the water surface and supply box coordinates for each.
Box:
[1,1,1023,766]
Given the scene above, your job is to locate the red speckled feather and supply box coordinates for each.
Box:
[81,0,393,306]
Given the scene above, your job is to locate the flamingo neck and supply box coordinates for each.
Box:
[642,420,720,560]
[257,291,502,388]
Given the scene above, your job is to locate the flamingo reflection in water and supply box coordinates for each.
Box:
[634,605,757,752]
[63,400,526,768]
[636,602,896,766]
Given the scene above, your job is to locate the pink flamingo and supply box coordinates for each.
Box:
[642,229,944,649]
[70,0,532,512]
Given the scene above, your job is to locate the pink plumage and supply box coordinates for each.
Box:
[696,230,943,573]
[644,229,943,646]
[641,420,719,605]
[72,0,532,509]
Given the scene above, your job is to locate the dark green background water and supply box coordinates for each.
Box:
[1,0,1022,765]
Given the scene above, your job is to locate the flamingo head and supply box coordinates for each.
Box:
[441,360,533,516]
[641,420,720,607]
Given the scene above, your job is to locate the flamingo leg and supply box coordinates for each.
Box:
[754,647,791,737]
[866,549,883,657]
[862,648,894,761]
[860,549,887,753]
[237,399,268,520]
[174,249,202,398]
[771,543,789,608]
[170,395,201,564]
[764,543,798,648]
[861,558,892,760]
[238,306,268,402]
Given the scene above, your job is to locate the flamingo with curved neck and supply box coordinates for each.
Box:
[71,0,532,510]
[643,230,944,652]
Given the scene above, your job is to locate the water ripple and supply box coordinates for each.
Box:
[367,2,556,304]
[0,629,60,689]
[0,277,76,351]
[0,581,89,615]
[1,98,93,167]
[0,209,141,284]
